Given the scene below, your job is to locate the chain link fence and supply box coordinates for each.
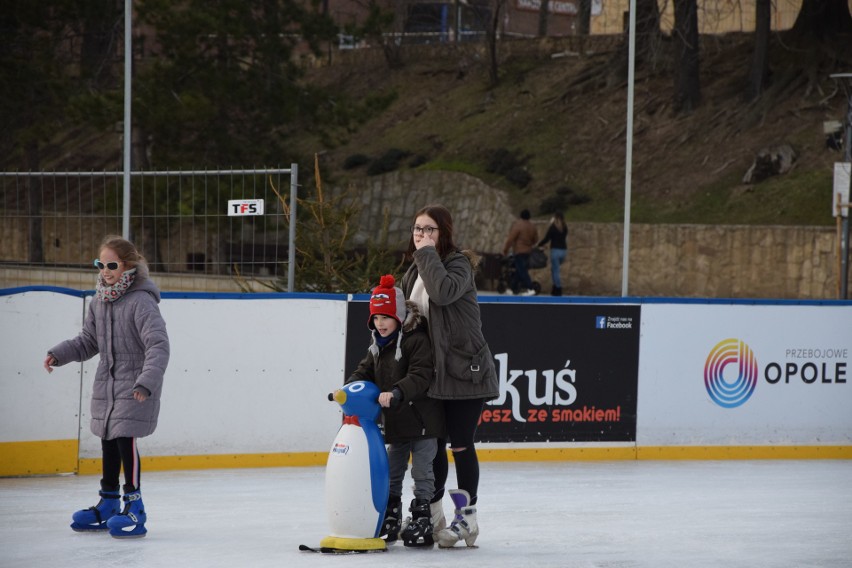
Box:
[0,168,296,292]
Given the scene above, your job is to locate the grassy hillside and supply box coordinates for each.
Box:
[295,33,850,227]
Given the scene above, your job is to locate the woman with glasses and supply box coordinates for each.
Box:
[44,235,169,539]
[402,204,498,549]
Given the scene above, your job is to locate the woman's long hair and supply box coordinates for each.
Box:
[405,204,457,260]
[551,211,565,232]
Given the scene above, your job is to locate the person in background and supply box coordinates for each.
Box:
[44,235,169,539]
[537,211,568,296]
[402,204,499,548]
[501,209,539,296]
[345,274,444,548]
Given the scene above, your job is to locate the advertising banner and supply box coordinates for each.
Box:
[638,303,852,446]
[345,301,641,444]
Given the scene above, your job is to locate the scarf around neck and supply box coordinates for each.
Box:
[374,329,399,349]
[96,267,137,302]
[369,328,403,361]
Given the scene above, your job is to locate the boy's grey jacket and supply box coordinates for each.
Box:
[49,263,169,440]
[347,301,445,443]
[402,248,498,401]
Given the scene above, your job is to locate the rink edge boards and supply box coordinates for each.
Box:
[2,441,852,476]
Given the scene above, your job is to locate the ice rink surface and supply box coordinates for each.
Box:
[2,460,850,568]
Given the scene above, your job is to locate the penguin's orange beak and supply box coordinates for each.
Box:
[333,390,347,405]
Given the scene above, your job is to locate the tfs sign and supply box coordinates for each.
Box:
[227,199,264,216]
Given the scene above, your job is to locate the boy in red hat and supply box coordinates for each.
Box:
[346,274,445,547]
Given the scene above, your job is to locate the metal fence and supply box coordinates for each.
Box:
[0,168,297,292]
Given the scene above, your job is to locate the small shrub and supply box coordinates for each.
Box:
[367,148,412,176]
[486,148,515,176]
[408,154,429,168]
[539,186,591,214]
[486,148,532,187]
[505,166,531,188]
[343,154,370,170]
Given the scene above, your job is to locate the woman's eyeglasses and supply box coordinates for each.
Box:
[411,225,438,236]
[93,260,121,270]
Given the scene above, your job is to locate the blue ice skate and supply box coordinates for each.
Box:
[70,489,120,532]
[107,489,147,538]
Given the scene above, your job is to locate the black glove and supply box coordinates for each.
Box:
[389,388,403,408]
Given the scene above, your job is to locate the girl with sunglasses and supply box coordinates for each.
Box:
[44,236,169,538]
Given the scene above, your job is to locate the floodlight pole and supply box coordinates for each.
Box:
[287,163,298,292]
[831,73,852,299]
[842,89,851,299]
[621,0,637,297]
[122,0,132,239]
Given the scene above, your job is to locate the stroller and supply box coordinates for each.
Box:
[496,249,546,295]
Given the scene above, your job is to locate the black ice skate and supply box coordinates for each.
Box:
[401,498,434,548]
[380,496,402,543]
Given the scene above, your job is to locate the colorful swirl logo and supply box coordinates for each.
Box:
[704,338,758,408]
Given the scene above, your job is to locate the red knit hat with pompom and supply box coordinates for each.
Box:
[368,274,406,328]
[368,274,406,361]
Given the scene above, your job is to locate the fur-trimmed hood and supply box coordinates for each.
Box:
[400,300,424,333]
[460,249,482,271]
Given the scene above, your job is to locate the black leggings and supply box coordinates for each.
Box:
[101,437,141,493]
[431,398,485,506]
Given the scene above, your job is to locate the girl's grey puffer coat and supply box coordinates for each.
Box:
[49,263,169,440]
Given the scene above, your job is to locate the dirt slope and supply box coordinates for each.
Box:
[298,33,852,227]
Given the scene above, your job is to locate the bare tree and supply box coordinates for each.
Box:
[672,0,700,113]
[785,0,852,96]
[78,1,122,89]
[538,0,550,37]
[604,0,662,87]
[576,0,591,36]
[484,0,506,87]
[747,0,771,101]
[791,0,852,37]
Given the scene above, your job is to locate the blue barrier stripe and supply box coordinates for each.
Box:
[2,285,850,306]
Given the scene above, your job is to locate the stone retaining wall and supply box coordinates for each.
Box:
[1,170,846,299]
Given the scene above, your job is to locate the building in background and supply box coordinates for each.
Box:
[324,0,828,44]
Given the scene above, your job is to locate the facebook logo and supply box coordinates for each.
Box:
[595,316,607,329]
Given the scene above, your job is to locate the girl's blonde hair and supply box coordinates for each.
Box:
[99,235,146,269]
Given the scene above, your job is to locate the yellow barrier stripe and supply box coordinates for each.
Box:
[0,440,79,476]
[476,447,637,461]
[78,452,329,475]
[5,442,851,478]
[637,445,852,460]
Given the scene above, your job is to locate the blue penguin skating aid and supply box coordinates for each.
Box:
[300,380,389,554]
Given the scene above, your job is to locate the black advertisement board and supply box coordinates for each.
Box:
[344,300,640,443]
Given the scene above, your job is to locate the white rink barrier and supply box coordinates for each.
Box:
[637,302,852,457]
[1,288,850,476]
[1,289,347,475]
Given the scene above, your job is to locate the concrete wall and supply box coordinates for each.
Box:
[0,221,842,299]
[543,222,841,299]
